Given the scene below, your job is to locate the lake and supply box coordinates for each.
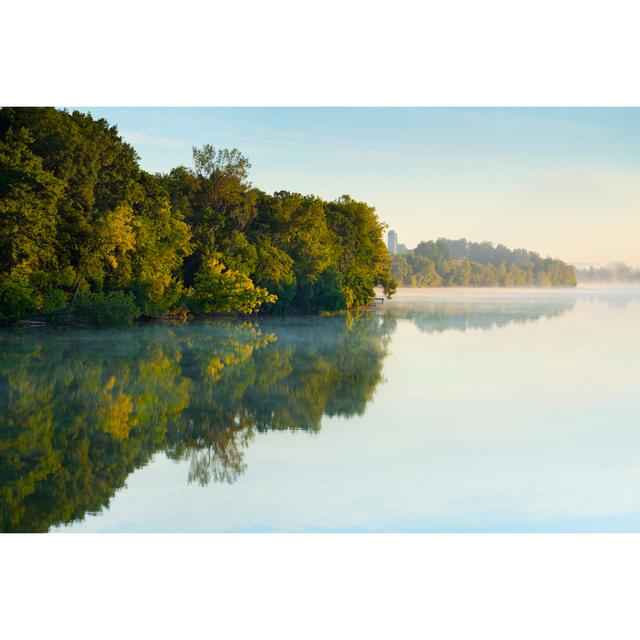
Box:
[2,286,640,532]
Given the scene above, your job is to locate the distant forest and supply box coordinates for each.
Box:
[392,238,577,287]
[575,263,640,283]
[0,107,395,325]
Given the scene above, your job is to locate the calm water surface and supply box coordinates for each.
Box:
[2,287,640,532]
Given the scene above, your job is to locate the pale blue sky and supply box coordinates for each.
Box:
[76,108,640,266]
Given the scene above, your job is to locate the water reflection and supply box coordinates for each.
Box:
[0,314,392,531]
[381,299,576,334]
[0,295,581,532]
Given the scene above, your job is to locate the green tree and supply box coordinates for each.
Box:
[0,108,398,321]
[325,195,396,307]
[190,256,276,314]
[129,172,192,315]
[0,129,63,280]
[392,238,576,289]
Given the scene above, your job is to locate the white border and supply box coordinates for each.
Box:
[3,0,640,105]
[2,534,639,639]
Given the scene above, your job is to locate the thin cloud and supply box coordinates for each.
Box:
[120,129,187,149]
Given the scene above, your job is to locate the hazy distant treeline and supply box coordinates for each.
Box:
[575,263,640,284]
[392,238,577,287]
[0,108,395,325]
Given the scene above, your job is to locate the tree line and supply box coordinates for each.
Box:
[575,263,640,283]
[392,238,577,287]
[0,107,396,325]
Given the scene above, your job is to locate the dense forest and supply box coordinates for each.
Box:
[0,107,395,325]
[392,238,577,287]
[576,263,640,283]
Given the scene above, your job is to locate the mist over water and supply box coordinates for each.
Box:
[2,286,640,532]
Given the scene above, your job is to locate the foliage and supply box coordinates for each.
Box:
[325,196,397,305]
[73,291,141,327]
[0,129,64,281]
[129,172,192,315]
[0,276,34,320]
[192,145,251,182]
[189,256,276,314]
[392,238,577,287]
[0,108,396,322]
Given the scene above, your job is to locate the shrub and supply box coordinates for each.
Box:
[310,269,346,312]
[190,257,276,315]
[0,277,35,321]
[73,291,141,327]
[130,279,186,317]
[41,288,67,312]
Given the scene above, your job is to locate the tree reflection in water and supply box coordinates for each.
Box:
[0,313,392,531]
[0,298,575,532]
[380,297,576,334]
